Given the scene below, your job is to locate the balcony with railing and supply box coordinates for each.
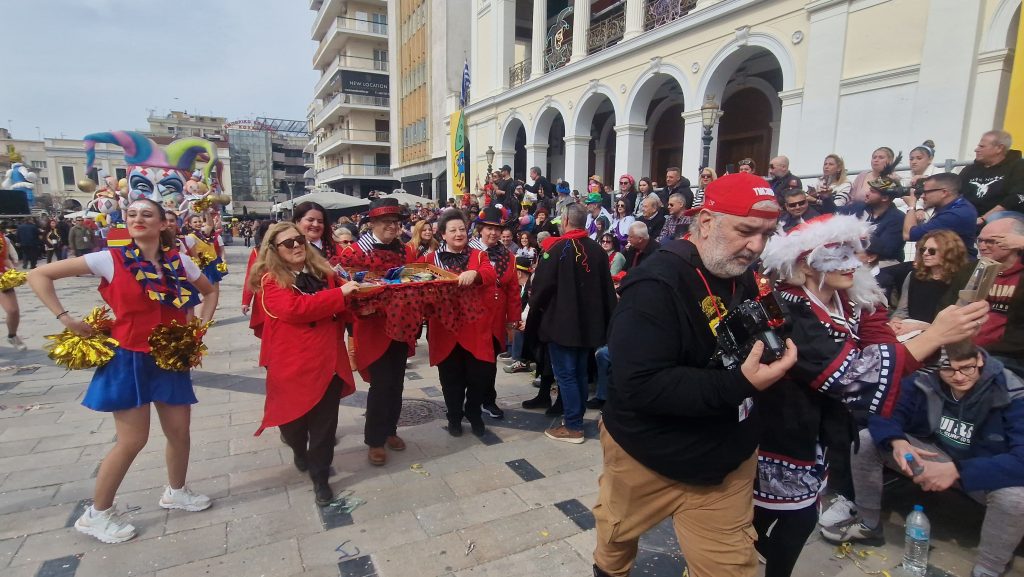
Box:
[314,93,391,128]
[588,12,626,55]
[316,163,392,183]
[508,60,531,88]
[313,16,389,68]
[644,0,697,31]
[314,54,389,98]
[318,128,391,155]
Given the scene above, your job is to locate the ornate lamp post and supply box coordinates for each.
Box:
[700,95,722,170]
[485,145,495,175]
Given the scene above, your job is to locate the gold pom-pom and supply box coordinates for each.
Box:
[77,179,97,193]
[193,252,215,268]
[44,306,119,370]
[216,261,228,274]
[0,269,27,291]
[148,318,213,372]
[191,196,214,213]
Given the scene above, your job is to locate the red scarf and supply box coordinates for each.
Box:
[540,228,587,252]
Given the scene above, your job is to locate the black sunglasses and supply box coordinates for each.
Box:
[918,246,937,256]
[276,236,307,249]
[786,200,808,208]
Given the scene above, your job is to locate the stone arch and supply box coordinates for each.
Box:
[499,113,527,154]
[624,62,692,126]
[983,0,1021,51]
[531,99,571,146]
[570,82,622,137]
[696,31,796,103]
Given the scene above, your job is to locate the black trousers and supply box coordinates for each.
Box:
[437,344,492,424]
[481,338,501,406]
[753,505,819,577]
[279,376,343,483]
[364,339,407,447]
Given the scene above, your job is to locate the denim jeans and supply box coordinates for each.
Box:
[547,342,590,431]
[509,330,525,361]
[594,346,611,401]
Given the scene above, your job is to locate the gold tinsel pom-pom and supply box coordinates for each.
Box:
[148,318,213,372]
[44,307,119,370]
[190,196,214,213]
[193,252,215,268]
[216,261,228,274]
[0,269,27,291]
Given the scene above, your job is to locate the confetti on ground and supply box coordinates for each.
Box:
[410,463,430,477]
[466,540,476,556]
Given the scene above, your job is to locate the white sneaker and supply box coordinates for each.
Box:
[159,485,211,512]
[7,336,26,351]
[819,494,857,527]
[74,505,137,544]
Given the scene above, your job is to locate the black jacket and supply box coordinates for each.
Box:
[604,240,760,485]
[959,149,1024,215]
[525,175,555,201]
[622,238,660,272]
[637,212,665,242]
[770,173,803,204]
[658,179,694,210]
[527,233,616,348]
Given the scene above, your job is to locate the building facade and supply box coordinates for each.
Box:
[148,111,228,142]
[227,119,313,215]
[461,0,1022,189]
[309,0,398,197]
[387,0,471,201]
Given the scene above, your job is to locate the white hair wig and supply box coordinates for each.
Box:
[761,214,886,313]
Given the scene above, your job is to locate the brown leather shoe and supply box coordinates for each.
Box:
[385,435,406,451]
[368,446,387,466]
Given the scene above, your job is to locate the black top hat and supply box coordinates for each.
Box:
[367,197,407,219]
[514,256,533,272]
[476,205,509,227]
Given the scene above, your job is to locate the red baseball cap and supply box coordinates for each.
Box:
[684,172,781,219]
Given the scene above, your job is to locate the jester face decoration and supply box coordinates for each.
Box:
[127,167,186,204]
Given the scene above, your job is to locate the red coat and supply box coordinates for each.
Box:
[486,250,522,347]
[336,242,418,371]
[241,248,266,339]
[420,249,497,365]
[99,248,189,352]
[255,273,355,435]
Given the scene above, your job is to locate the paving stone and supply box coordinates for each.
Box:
[351,477,456,523]
[0,448,83,475]
[453,541,591,577]
[504,459,545,482]
[0,440,36,459]
[162,487,290,535]
[34,554,80,577]
[414,487,530,537]
[154,537,301,577]
[0,559,38,577]
[0,419,103,443]
[385,447,483,485]
[297,511,427,569]
[0,536,24,569]
[33,431,115,453]
[372,531,479,577]
[74,523,227,577]
[338,555,377,577]
[443,463,524,498]
[509,467,600,507]
[227,462,307,496]
[0,485,57,516]
[554,499,596,531]
[181,447,283,482]
[0,502,78,540]
[12,507,168,567]
[225,507,321,553]
[455,506,582,564]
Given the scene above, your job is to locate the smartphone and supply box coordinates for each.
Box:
[957,258,1000,305]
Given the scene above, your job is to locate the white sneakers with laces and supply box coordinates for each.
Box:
[159,485,212,512]
[819,494,857,527]
[74,505,137,544]
[7,335,26,351]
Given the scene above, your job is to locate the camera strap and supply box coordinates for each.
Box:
[693,268,735,330]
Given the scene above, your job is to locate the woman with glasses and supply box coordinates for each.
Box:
[695,168,717,208]
[336,198,419,466]
[616,174,638,215]
[600,233,626,277]
[610,199,634,246]
[891,230,969,332]
[813,154,851,209]
[249,222,360,505]
[407,219,438,258]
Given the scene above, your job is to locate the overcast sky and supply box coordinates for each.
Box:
[1,0,317,140]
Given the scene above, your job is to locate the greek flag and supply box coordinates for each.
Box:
[460,59,471,108]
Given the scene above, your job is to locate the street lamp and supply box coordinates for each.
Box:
[700,95,722,170]
[485,145,495,175]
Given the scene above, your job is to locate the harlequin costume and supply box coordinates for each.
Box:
[470,206,522,418]
[753,214,922,575]
[185,229,226,284]
[256,270,355,499]
[420,240,497,434]
[334,198,418,457]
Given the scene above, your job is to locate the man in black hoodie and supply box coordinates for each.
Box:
[959,130,1024,225]
[658,166,693,211]
[593,173,797,577]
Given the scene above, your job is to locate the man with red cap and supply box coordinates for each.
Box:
[594,173,798,577]
[336,197,418,466]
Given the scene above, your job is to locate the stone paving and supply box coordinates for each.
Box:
[0,243,1021,577]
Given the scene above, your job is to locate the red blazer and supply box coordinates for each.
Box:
[336,242,418,372]
[241,248,266,339]
[255,273,354,435]
[488,254,522,347]
[419,249,497,365]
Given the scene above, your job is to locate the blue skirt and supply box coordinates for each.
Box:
[82,347,197,412]
[201,258,226,284]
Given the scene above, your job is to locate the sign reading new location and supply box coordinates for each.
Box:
[340,71,389,98]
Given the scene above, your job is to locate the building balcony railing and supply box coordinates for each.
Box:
[644,0,697,31]
[272,152,286,163]
[318,128,391,154]
[316,163,392,182]
[543,44,571,73]
[588,12,626,55]
[314,54,390,98]
[509,59,531,88]
[314,93,391,128]
[313,16,389,67]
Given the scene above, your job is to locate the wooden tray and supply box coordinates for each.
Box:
[352,262,458,297]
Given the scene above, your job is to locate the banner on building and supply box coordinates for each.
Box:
[339,70,389,98]
[450,111,466,198]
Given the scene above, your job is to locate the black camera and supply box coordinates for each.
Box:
[717,291,790,369]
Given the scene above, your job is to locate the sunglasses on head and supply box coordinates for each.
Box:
[918,246,937,256]
[276,236,307,249]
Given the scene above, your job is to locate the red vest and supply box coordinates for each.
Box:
[98,248,188,352]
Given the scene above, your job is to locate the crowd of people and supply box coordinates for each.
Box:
[6,127,1024,577]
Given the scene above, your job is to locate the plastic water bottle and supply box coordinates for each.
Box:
[902,504,930,576]
[904,453,925,476]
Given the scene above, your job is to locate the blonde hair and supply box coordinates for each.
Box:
[247,222,336,293]
[825,154,849,186]
[407,219,439,253]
